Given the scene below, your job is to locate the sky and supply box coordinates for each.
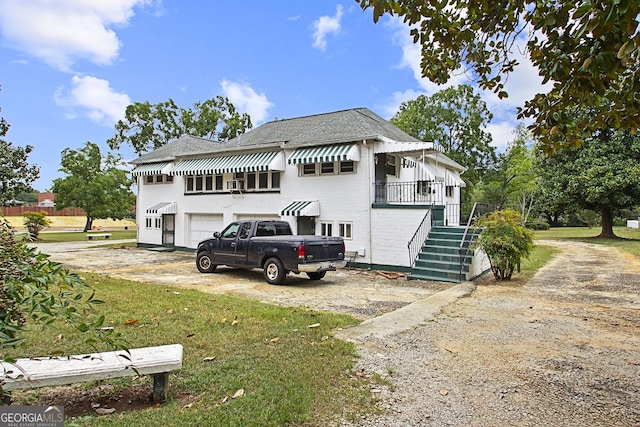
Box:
[0,1,548,191]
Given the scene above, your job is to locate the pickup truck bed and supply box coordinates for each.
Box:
[196,220,346,284]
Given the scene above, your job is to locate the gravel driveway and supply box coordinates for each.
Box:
[36,239,640,426]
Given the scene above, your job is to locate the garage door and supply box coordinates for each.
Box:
[188,214,224,248]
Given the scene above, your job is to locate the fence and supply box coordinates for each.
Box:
[0,206,86,217]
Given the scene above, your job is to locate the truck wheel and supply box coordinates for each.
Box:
[196,251,217,273]
[264,257,286,285]
[307,271,326,281]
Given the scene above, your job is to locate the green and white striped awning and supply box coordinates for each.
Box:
[171,151,285,176]
[287,144,359,165]
[280,201,320,217]
[131,162,172,177]
[146,202,177,214]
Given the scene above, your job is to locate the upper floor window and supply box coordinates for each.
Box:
[185,171,280,194]
[299,161,356,176]
[385,155,397,176]
[144,174,172,185]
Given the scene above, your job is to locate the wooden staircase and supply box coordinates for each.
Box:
[409,226,479,283]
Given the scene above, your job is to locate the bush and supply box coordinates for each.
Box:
[22,211,51,239]
[474,209,535,281]
[525,219,550,230]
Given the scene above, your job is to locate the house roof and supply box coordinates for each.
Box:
[131,108,428,165]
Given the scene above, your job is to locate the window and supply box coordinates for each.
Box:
[186,177,194,192]
[417,180,432,195]
[215,175,223,190]
[205,175,213,191]
[385,155,397,176]
[155,175,164,183]
[271,172,280,189]
[166,175,174,183]
[446,186,454,198]
[144,174,172,184]
[340,161,355,173]
[320,222,333,237]
[258,172,269,189]
[154,218,162,229]
[338,222,352,239]
[246,173,256,190]
[145,175,154,184]
[321,162,334,174]
[145,217,152,228]
[302,163,316,175]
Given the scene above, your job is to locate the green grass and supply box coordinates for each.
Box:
[35,230,137,243]
[534,226,640,257]
[8,274,373,426]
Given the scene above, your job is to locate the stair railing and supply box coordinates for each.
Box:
[458,203,480,279]
[407,203,435,268]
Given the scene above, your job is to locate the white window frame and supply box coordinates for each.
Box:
[338,222,352,240]
[320,221,333,237]
[154,217,162,229]
[145,217,152,229]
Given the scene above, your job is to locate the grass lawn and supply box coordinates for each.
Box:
[8,274,373,426]
[534,226,640,257]
[36,230,137,243]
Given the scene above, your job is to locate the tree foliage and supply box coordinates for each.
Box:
[108,96,253,155]
[357,0,640,151]
[536,127,640,238]
[1,90,40,205]
[474,209,535,280]
[22,211,51,239]
[0,220,118,352]
[52,142,135,232]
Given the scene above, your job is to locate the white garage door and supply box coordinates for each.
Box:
[189,214,224,248]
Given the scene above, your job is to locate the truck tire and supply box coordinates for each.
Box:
[307,271,326,281]
[263,257,286,285]
[196,251,217,273]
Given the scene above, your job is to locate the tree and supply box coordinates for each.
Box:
[357,0,640,151]
[22,211,51,239]
[108,96,252,155]
[0,220,118,352]
[52,142,135,232]
[474,209,535,280]
[536,127,640,238]
[1,89,40,205]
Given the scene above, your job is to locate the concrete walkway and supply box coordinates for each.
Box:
[335,281,476,343]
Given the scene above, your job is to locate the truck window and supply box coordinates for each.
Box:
[239,222,251,239]
[256,222,293,236]
[222,223,240,238]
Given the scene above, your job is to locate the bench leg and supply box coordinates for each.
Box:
[152,372,169,403]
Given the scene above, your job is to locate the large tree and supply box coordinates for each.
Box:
[52,142,135,232]
[108,96,252,155]
[391,84,497,211]
[357,0,640,152]
[1,91,40,205]
[536,128,640,238]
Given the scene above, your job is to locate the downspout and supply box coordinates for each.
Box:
[365,139,373,268]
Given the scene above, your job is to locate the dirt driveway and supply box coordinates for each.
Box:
[35,240,451,319]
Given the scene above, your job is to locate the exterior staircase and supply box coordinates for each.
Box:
[409,226,479,283]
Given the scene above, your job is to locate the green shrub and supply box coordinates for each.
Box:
[525,219,550,230]
[474,209,535,280]
[22,211,51,239]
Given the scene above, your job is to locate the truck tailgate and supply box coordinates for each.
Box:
[303,238,344,261]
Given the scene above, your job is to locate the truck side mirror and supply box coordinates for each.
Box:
[213,231,221,239]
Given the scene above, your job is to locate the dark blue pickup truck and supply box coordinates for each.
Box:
[196,220,347,284]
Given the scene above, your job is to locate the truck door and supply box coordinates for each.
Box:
[233,222,252,265]
[216,222,241,265]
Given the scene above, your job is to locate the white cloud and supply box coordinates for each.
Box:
[0,0,149,71]
[220,79,274,125]
[311,4,343,51]
[55,75,131,125]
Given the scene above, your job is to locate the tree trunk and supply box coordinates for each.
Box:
[597,206,617,238]
[84,216,93,232]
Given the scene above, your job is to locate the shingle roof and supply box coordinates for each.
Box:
[131,108,425,165]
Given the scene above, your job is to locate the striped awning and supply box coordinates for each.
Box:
[171,151,285,176]
[146,202,177,214]
[131,162,172,177]
[446,170,466,187]
[287,144,359,165]
[280,201,320,217]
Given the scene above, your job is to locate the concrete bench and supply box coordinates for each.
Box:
[87,233,112,240]
[1,344,183,403]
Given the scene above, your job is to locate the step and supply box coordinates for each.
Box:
[417,252,472,264]
[414,258,470,273]
[419,244,462,256]
[408,266,466,283]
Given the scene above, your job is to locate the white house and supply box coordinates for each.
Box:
[131,108,486,279]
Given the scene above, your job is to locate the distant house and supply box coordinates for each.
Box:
[131,108,488,281]
[38,192,56,208]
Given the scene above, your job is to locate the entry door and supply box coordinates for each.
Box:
[297,217,316,235]
[375,153,387,202]
[162,214,175,246]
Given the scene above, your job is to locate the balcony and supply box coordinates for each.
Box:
[373,181,444,205]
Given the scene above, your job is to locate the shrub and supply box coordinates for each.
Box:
[22,211,51,239]
[525,219,550,230]
[474,209,535,280]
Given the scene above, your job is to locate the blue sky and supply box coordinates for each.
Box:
[0,1,546,190]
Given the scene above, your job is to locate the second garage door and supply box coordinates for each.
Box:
[188,214,224,248]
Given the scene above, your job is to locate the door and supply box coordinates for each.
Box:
[216,222,251,265]
[162,214,175,246]
[297,216,316,235]
[375,153,387,202]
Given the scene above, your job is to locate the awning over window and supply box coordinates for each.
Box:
[146,202,177,214]
[132,162,172,177]
[446,170,466,187]
[280,201,320,217]
[171,151,285,176]
[287,144,359,165]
